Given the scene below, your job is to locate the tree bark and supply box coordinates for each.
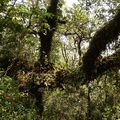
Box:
[39,0,59,66]
[82,8,120,79]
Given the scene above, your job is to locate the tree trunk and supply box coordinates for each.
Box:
[39,0,59,66]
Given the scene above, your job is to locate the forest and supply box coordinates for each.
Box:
[0,0,120,119]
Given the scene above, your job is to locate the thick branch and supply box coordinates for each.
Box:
[82,8,120,78]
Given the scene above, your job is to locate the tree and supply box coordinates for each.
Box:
[0,0,120,119]
[82,7,120,80]
[38,0,59,66]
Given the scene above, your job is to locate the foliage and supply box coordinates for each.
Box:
[0,75,38,120]
[0,0,120,119]
[42,71,120,120]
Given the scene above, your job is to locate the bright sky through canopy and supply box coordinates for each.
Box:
[65,0,79,7]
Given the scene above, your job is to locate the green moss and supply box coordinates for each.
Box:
[82,9,120,79]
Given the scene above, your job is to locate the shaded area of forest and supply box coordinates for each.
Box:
[0,0,120,120]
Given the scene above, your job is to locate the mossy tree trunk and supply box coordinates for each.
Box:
[82,8,120,79]
[39,0,59,66]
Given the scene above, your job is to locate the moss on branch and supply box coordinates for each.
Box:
[82,8,120,79]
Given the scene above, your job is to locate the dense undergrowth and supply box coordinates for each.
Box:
[0,75,38,120]
[0,69,120,120]
[0,0,120,119]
